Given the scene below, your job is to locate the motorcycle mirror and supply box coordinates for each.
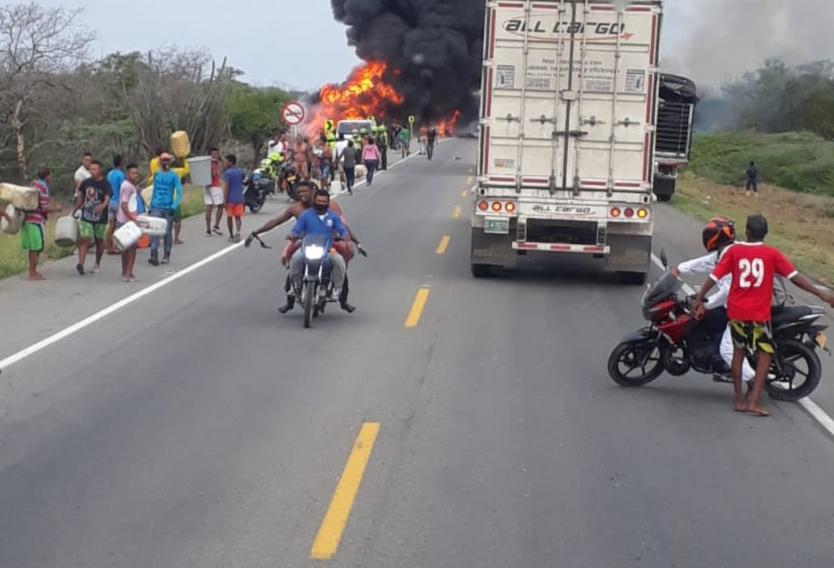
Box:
[660,249,669,269]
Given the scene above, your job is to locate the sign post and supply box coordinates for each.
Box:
[408,115,415,144]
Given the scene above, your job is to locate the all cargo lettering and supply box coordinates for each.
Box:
[504,19,625,36]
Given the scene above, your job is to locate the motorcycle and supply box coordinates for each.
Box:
[278,163,301,201]
[244,171,275,214]
[608,267,829,401]
[298,234,339,329]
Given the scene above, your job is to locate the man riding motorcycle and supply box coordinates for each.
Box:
[245,182,363,313]
[283,189,349,303]
[672,217,757,383]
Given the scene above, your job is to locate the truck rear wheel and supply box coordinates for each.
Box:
[657,194,672,203]
[471,263,493,278]
[619,271,647,286]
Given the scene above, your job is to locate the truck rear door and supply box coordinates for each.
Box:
[480,0,662,196]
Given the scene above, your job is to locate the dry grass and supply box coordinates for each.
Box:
[674,173,834,286]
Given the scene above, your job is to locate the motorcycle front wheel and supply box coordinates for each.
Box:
[249,195,266,214]
[608,341,665,387]
[303,282,316,329]
[765,339,822,401]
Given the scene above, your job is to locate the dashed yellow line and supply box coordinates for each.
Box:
[452,206,462,219]
[310,423,381,560]
[405,288,431,328]
[436,235,451,255]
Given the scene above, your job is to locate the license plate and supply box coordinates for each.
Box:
[817,333,827,350]
[484,217,510,234]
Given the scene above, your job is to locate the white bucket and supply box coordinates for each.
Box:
[187,156,212,186]
[1,203,23,234]
[54,216,79,247]
[114,221,142,252]
[0,182,39,211]
[136,214,167,237]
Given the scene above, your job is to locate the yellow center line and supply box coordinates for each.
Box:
[452,206,462,219]
[404,287,431,328]
[436,235,451,255]
[310,423,381,560]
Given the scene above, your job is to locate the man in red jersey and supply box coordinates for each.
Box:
[694,214,834,416]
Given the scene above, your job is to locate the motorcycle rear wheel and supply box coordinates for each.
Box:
[766,339,821,401]
[303,283,315,329]
[608,341,665,387]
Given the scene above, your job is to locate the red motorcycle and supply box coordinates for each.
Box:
[608,270,829,401]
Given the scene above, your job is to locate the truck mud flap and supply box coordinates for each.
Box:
[606,234,652,274]
[470,228,516,268]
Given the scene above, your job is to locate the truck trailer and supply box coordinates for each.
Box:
[471,0,687,284]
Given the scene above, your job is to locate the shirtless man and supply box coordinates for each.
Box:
[293,136,312,181]
[245,182,363,313]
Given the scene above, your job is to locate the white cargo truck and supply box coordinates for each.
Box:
[471,0,666,284]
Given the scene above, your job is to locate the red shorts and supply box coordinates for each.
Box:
[225,203,244,217]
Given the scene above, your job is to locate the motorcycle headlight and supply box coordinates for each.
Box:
[304,244,325,261]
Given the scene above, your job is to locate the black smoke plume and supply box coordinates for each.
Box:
[330,0,485,122]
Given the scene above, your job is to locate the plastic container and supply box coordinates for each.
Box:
[113,221,142,251]
[171,131,191,159]
[1,203,22,234]
[0,182,39,211]
[54,216,79,247]
[140,185,154,208]
[136,214,168,237]
[186,156,212,186]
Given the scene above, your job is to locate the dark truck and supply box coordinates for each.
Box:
[653,74,698,202]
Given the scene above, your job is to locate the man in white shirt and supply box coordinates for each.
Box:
[74,152,93,199]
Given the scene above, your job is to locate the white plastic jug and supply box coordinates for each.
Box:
[54,216,79,247]
[1,203,22,234]
[136,214,168,237]
[0,182,39,211]
[186,156,212,186]
[113,221,142,252]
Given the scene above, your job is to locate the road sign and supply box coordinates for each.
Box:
[282,101,306,126]
[408,115,416,125]
[324,119,335,133]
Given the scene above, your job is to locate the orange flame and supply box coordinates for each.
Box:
[305,61,404,134]
[435,110,462,138]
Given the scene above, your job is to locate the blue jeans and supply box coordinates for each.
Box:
[149,207,175,257]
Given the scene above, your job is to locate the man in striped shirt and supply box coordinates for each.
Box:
[22,167,63,281]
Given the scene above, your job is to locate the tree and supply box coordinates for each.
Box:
[227,85,291,159]
[0,2,94,180]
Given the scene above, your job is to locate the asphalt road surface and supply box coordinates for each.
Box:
[1,140,834,568]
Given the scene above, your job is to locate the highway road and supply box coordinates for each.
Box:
[1,139,834,567]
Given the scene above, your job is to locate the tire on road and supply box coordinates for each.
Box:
[471,263,493,278]
[303,283,315,329]
[608,341,665,387]
[766,339,822,401]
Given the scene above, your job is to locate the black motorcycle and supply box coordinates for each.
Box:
[244,173,274,214]
[278,163,301,201]
[609,268,829,401]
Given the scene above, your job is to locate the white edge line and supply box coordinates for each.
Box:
[651,252,834,439]
[0,141,458,371]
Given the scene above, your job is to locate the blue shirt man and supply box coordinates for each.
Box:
[150,170,183,211]
[107,167,125,206]
[224,167,246,204]
[290,208,349,241]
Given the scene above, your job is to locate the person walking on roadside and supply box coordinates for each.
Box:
[223,154,246,242]
[418,125,428,155]
[74,160,111,275]
[205,147,225,236]
[426,125,438,161]
[21,167,63,281]
[745,161,758,197]
[117,163,142,282]
[148,153,183,266]
[105,154,126,255]
[362,137,382,187]
[340,140,358,195]
[377,125,389,171]
[399,126,411,158]
[74,152,93,200]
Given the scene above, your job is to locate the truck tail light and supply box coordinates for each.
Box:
[505,201,517,213]
[610,207,621,218]
[637,207,649,219]
[492,201,503,212]
[624,207,635,218]
[478,200,489,212]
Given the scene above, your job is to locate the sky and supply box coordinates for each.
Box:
[40,0,361,90]
[41,0,834,91]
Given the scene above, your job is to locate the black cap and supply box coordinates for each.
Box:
[746,214,768,241]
